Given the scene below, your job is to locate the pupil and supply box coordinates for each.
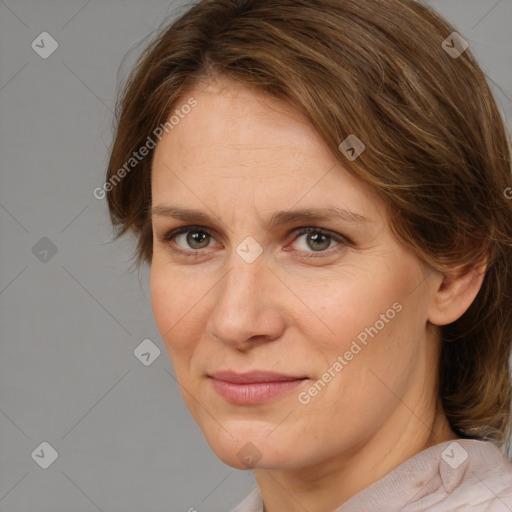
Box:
[309,232,330,251]
[188,231,208,248]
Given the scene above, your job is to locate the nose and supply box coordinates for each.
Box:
[206,250,286,349]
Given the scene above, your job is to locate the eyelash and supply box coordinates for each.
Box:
[159,225,351,259]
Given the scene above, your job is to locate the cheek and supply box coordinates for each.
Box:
[295,268,401,353]
[150,267,173,337]
[303,277,420,408]
[149,264,201,353]
[295,268,421,410]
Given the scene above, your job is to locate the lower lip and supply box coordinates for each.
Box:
[209,378,307,405]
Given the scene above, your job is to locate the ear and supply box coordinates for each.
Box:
[427,258,487,326]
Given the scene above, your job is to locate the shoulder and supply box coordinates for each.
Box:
[427,439,512,511]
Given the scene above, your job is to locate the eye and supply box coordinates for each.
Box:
[162,226,216,255]
[159,225,351,258]
[288,227,349,258]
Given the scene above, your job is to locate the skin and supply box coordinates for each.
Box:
[149,77,486,512]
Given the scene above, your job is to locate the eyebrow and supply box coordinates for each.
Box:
[151,205,371,227]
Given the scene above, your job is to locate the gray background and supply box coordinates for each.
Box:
[1,1,511,511]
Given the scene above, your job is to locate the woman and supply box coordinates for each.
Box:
[104,0,512,510]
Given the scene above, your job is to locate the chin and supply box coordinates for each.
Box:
[201,426,307,470]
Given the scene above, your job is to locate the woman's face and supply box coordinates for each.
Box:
[150,78,442,471]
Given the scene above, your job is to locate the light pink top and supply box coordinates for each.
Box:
[230,439,512,511]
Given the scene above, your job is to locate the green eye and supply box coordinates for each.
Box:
[161,225,350,259]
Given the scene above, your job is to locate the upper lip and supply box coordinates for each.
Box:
[208,370,307,384]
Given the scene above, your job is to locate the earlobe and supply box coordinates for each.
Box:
[427,260,487,326]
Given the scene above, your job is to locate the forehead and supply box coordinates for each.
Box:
[150,78,385,223]
[154,78,330,167]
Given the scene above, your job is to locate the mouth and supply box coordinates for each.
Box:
[207,370,308,405]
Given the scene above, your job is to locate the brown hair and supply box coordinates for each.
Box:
[105,0,512,450]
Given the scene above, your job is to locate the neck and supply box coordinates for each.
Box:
[254,408,458,512]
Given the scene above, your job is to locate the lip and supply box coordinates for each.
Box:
[208,370,308,404]
[209,370,306,383]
